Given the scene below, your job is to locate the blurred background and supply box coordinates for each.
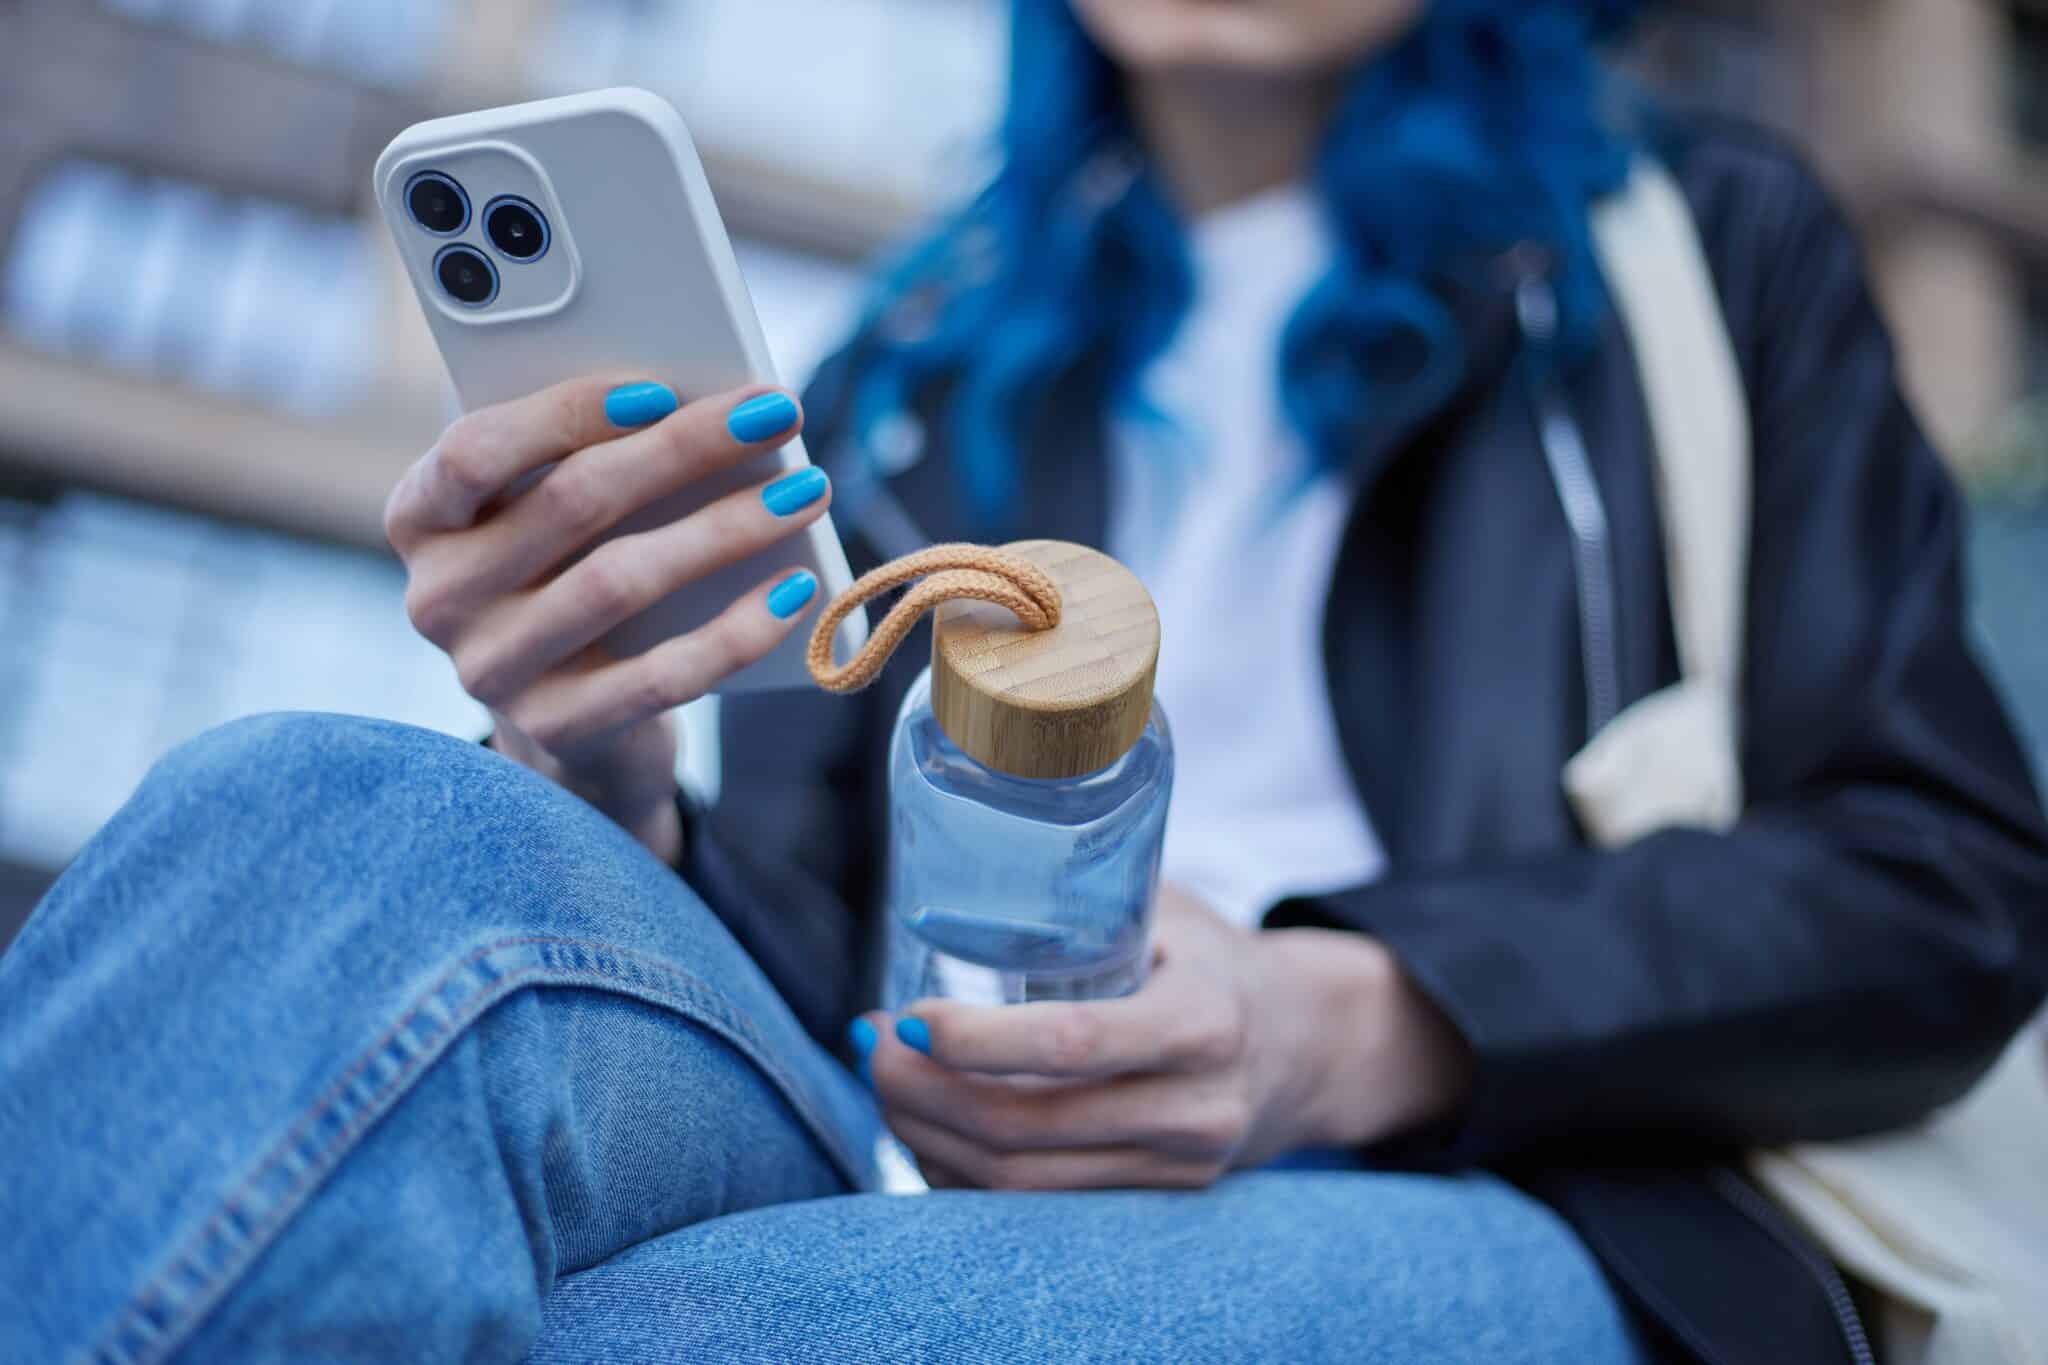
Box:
[0,0,2042,947]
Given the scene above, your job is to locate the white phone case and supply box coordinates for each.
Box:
[373,87,865,693]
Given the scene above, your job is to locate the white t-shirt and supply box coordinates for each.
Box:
[1109,185,1388,929]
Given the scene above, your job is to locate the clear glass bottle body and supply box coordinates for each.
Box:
[883,667,1174,1010]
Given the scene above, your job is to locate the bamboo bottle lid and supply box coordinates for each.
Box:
[930,540,1160,781]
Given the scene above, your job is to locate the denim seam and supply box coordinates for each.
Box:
[86,934,866,1365]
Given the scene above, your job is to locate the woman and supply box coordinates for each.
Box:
[3,0,2044,1361]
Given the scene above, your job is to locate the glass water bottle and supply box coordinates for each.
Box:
[882,541,1173,1009]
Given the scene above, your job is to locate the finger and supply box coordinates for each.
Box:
[494,566,819,755]
[451,463,831,704]
[870,1032,1244,1159]
[471,385,805,593]
[902,966,1241,1080]
[883,1110,1220,1193]
[385,372,673,552]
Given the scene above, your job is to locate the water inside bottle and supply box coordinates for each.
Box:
[896,904,1151,1006]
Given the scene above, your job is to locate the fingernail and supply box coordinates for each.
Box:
[895,1017,932,1056]
[728,392,799,443]
[605,381,678,428]
[761,467,829,517]
[767,570,817,620]
[849,1016,878,1083]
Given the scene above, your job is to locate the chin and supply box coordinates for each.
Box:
[1065,0,1424,80]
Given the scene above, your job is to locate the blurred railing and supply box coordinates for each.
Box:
[0,0,443,543]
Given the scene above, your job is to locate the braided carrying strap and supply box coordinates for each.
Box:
[805,544,1063,694]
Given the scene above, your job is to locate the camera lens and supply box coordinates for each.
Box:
[484,197,550,262]
[435,245,498,307]
[405,172,469,236]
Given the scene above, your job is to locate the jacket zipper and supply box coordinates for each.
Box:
[1516,263,1873,1363]
[1516,271,1622,738]
[1708,1167,1877,1365]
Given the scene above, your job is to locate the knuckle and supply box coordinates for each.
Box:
[703,610,774,677]
[496,695,542,741]
[1042,1007,1105,1073]
[623,655,691,720]
[690,626,742,683]
[570,548,642,619]
[1181,1003,1249,1071]
[433,417,498,499]
[451,646,509,706]
[382,472,420,549]
[537,468,612,539]
[404,579,460,646]
[525,717,575,755]
[653,406,713,473]
[502,697,568,753]
[546,383,590,449]
[1182,1095,1252,1157]
[694,498,760,555]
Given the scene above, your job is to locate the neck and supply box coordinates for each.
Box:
[1125,69,1343,219]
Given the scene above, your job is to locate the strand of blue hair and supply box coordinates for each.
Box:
[849,0,1642,530]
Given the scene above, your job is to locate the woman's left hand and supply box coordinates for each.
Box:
[859,887,1472,1192]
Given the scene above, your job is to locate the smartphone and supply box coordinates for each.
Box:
[373,87,865,692]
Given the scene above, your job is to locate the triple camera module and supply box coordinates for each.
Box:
[405,170,550,309]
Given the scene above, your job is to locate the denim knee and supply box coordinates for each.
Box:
[149,712,477,804]
[148,712,541,834]
[111,711,646,890]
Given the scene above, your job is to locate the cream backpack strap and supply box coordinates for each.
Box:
[1572,160,2048,1365]
[1563,161,1748,846]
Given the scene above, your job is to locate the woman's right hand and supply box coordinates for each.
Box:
[385,376,833,864]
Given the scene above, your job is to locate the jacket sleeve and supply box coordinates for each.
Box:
[1272,139,2048,1164]
[678,691,886,1051]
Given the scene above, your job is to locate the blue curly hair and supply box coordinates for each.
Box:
[849,0,1642,528]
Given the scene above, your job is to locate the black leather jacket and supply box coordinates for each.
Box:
[681,120,2048,1365]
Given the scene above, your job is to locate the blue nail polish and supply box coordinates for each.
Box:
[728,392,799,443]
[761,467,828,517]
[849,1017,878,1083]
[767,571,817,620]
[604,381,677,428]
[895,1017,932,1056]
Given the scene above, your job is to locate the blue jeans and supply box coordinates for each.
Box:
[0,714,1647,1364]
